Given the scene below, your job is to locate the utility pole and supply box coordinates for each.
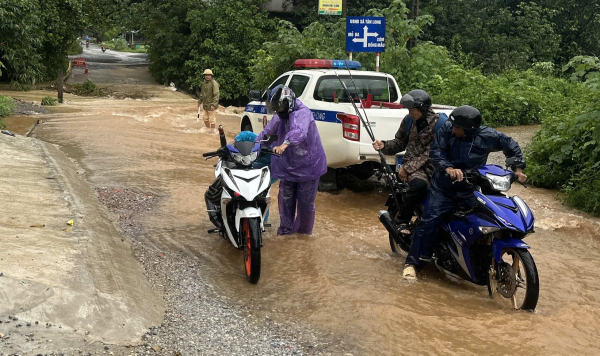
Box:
[409,0,419,49]
[343,0,350,60]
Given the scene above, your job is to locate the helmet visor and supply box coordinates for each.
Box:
[266,101,278,115]
[266,100,289,115]
[400,94,417,109]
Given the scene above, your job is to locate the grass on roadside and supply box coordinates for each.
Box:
[63,79,152,100]
[101,38,147,53]
[41,96,58,106]
[0,95,15,117]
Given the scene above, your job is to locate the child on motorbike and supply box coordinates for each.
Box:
[403,105,527,280]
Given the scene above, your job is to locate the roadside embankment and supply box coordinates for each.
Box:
[0,133,164,354]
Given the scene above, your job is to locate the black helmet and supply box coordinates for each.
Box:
[449,105,482,129]
[266,85,296,115]
[400,89,432,112]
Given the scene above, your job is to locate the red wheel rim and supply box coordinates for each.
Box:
[243,220,251,276]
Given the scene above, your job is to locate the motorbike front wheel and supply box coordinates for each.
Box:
[489,248,539,311]
[241,217,261,284]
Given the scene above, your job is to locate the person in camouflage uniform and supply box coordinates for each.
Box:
[372,89,438,235]
[198,69,220,134]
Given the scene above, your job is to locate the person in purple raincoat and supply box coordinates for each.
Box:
[255,85,327,235]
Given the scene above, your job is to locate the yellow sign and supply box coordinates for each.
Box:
[319,0,342,15]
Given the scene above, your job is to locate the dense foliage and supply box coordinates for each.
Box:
[422,0,600,73]
[526,56,600,215]
[137,0,271,102]
[0,0,88,83]
[41,96,59,106]
[250,1,595,128]
[0,95,15,118]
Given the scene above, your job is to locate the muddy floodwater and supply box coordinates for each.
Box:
[32,87,600,355]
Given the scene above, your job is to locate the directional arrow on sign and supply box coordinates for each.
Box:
[352,25,379,47]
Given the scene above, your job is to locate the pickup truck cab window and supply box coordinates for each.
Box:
[288,74,311,96]
[262,75,290,101]
[313,75,399,103]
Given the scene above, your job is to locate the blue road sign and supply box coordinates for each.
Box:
[345,16,386,53]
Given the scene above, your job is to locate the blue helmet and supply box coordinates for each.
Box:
[266,85,296,116]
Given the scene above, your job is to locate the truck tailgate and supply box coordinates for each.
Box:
[358,107,407,155]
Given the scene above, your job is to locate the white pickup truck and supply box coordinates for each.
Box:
[241,59,453,182]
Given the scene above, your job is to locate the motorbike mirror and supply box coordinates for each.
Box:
[261,134,278,143]
[249,90,261,102]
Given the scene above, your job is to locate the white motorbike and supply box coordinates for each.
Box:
[203,128,278,283]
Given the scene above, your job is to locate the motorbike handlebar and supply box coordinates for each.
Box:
[445,169,478,185]
[261,147,281,157]
[203,147,226,158]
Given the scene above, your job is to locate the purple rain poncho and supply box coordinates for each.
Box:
[255,99,327,182]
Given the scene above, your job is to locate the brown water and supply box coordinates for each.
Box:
[32,87,600,355]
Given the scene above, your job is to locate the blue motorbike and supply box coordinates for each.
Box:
[378,159,539,311]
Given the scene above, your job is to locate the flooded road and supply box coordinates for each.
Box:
[32,87,600,355]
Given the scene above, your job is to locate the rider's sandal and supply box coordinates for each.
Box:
[398,223,411,236]
[403,265,417,281]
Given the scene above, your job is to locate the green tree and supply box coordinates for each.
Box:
[422,1,560,73]
[138,0,199,87]
[0,0,44,83]
[140,0,271,101]
[527,56,600,214]
[39,0,87,79]
[250,0,432,91]
[539,0,600,64]
[0,0,87,84]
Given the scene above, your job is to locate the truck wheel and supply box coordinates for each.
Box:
[348,162,375,180]
[318,168,338,191]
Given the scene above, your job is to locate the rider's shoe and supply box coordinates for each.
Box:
[403,265,417,281]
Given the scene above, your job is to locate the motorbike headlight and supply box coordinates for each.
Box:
[485,173,512,191]
[231,151,258,166]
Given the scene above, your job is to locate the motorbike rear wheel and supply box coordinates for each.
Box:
[490,248,539,311]
[242,218,261,284]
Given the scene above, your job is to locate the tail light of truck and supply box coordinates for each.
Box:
[337,113,360,141]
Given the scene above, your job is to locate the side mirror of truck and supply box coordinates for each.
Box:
[249,90,261,102]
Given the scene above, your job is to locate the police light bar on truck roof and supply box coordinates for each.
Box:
[293,59,362,69]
